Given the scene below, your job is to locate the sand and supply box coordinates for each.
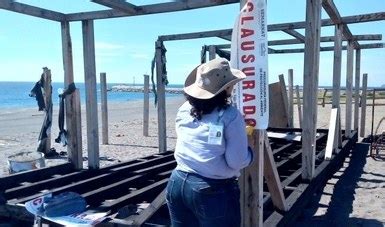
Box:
[0,96,384,224]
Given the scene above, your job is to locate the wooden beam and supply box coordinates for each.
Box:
[82,20,100,169]
[288,69,294,128]
[283,29,305,42]
[143,74,150,137]
[155,40,167,153]
[61,21,83,169]
[295,85,302,128]
[302,0,321,180]
[321,0,360,49]
[332,24,343,109]
[92,0,138,14]
[354,49,361,130]
[159,29,232,41]
[100,72,109,145]
[66,0,240,21]
[360,74,368,137]
[279,74,290,127]
[345,42,354,138]
[267,43,384,54]
[0,0,65,21]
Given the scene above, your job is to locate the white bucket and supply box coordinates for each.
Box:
[7,151,45,174]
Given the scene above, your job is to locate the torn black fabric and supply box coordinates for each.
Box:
[55,83,76,146]
[29,74,46,111]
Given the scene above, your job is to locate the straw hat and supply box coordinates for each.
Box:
[184,58,246,99]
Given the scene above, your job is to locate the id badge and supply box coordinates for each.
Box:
[208,123,224,145]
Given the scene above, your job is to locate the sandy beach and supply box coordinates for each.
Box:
[0,95,384,224]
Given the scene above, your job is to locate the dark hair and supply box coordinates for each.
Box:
[185,90,230,120]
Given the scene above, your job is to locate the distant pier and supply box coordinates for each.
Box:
[109,85,183,94]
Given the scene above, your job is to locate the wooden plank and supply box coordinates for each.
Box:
[279,74,290,127]
[295,85,302,128]
[360,74,368,137]
[143,75,150,137]
[0,0,65,21]
[100,72,109,145]
[302,0,321,180]
[354,49,361,130]
[268,43,384,54]
[269,82,289,127]
[263,133,287,211]
[241,129,264,227]
[61,21,83,169]
[82,19,100,169]
[332,24,343,109]
[283,29,305,42]
[159,29,232,42]
[124,189,166,226]
[345,42,354,138]
[325,108,339,160]
[155,40,167,153]
[92,0,138,14]
[66,0,240,21]
[288,69,294,128]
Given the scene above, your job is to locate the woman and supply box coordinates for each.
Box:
[166,58,253,227]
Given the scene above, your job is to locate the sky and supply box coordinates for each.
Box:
[0,0,384,87]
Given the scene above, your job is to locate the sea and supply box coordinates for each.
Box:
[0,82,183,110]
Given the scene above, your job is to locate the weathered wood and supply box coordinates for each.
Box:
[279,74,290,127]
[354,49,361,130]
[241,129,264,227]
[325,108,339,160]
[332,24,343,109]
[360,74,368,137]
[288,69,294,128]
[155,40,167,153]
[208,45,216,60]
[100,72,109,145]
[66,0,240,21]
[322,0,360,49]
[124,189,166,226]
[61,21,83,169]
[268,43,384,54]
[159,29,232,42]
[0,0,65,21]
[143,74,150,137]
[82,19,100,169]
[302,0,321,180]
[321,89,328,107]
[263,133,287,211]
[92,0,138,14]
[283,29,305,42]
[42,68,52,154]
[269,82,289,128]
[295,85,302,128]
[345,42,354,138]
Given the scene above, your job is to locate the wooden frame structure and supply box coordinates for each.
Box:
[1,0,385,226]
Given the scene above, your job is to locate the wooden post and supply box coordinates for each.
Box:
[321,89,328,107]
[208,45,216,60]
[332,24,343,109]
[279,74,290,127]
[345,42,354,138]
[302,0,321,180]
[42,68,52,154]
[143,74,150,137]
[360,73,368,137]
[241,129,264,227]
[100,72,109,145]
[61,21,83,169]
[354,49,361,130]
[82,19,100,169]
[264,133,287,211]
[325,108,339,160]
[295,85,303,128]
[288,69,294,128]
[155,40,167,153]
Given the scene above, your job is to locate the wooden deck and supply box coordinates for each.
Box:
[0,128,357,226]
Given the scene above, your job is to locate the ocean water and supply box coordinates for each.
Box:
[0,82,182,110]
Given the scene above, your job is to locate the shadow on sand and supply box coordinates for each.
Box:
[291,143,384,226]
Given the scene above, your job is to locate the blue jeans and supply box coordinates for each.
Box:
[166,169,240,227]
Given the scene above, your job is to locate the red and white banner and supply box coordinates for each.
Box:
[230,0,269,129]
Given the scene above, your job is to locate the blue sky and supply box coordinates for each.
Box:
[0,0,384,87]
